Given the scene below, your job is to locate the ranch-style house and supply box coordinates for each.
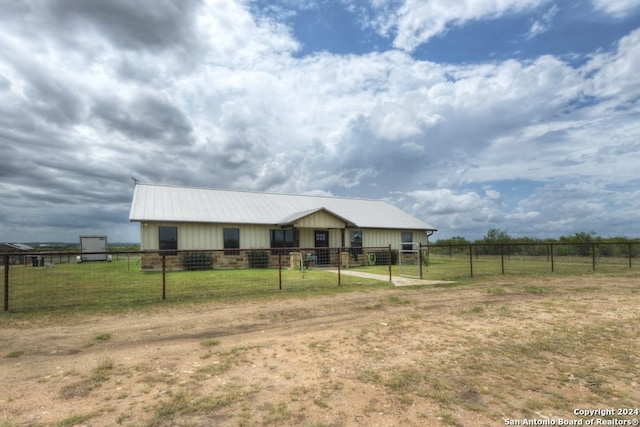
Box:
[129,183,437,271]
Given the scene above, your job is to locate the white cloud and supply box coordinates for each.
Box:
[454,27,640,188]
[484,189,502,201]
[584,28,640,103]
[197,0,300,66]
[525,4,558,39]
[591,0,640,17]
[510,180,640,237]
[370,0,545,51]
[396,188,508,238]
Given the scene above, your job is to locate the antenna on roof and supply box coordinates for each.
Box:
[131,177,140,185]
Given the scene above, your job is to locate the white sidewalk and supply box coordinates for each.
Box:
[328,269,455,286]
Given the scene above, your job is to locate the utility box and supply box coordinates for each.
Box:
[78,235,111,263]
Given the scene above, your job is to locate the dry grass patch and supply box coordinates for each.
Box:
[349,289,640,423]
[3,275,640,426]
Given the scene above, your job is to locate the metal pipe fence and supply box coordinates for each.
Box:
[1,247,394,312]
[427,242,639,277]
[2,242,638,312]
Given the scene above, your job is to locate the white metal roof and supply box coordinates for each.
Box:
[129,184,437,231]
[0,243,34,251]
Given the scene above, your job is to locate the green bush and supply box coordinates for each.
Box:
[247,250,269,268]
[181,252,213,271]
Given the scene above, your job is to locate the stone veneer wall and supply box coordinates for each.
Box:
[140,251,290,271]
[138,249,403,272]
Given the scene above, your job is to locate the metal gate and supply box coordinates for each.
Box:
[399,242,421,279]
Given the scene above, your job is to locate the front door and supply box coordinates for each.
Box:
[314,230,329,265]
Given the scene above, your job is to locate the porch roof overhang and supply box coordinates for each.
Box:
[278,207,356,228]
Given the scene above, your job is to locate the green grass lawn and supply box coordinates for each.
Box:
[354,253,638,280]
[3,259,389,313]
[3,253,637,314]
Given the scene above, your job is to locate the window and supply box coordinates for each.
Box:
[159,226,177,255]
[270,229,298,255]
[401,232,413,251]
[350,230,363,254]
[223,228,240,255]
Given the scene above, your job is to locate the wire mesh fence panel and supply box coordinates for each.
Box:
[398,243,421,279]
[422,242,638,280]
[469,255,505,277]
[3,243,638,311]
[161,250,278,301]
[166,268,284,301]
[503,256,551,275]
[5,255,164,311]
[596,243,636,272]
[553,257,596,274]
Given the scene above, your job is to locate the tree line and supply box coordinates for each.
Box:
[432,229,639,257]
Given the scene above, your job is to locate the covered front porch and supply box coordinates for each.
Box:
[278,207,355,266]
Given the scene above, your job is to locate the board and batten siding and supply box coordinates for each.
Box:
[360,228,429,248]
[141,222,272,250]
[295,211,347,229]
[140,222,430,251]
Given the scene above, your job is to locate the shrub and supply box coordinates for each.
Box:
[181,252,213,271]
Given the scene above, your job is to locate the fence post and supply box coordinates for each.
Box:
[388,245,392,282]
[419,243,423,279]
[337,249,341,286]
[4,255,9,311]
[550,244,555,273]
[469,245,474,277]
[546,244,549,262]
[501,244,505,275]
[592,243,597,271]
[629,243,633,269]
[278,254,282,290]
[162,254,166,300]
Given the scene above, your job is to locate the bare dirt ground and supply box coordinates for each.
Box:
[1,275,639,427]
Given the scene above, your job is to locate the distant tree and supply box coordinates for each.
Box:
[597,236,631,257]
[434,236,470,246]
[478,228,512,255]
[482,228,512,243]
[431,236,470,255]
[559,231,598,256]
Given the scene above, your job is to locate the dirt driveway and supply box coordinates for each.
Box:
[1,276,639,426]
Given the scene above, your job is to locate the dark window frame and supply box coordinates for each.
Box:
[223,228,240,255]
[350,230,363,255]
[401,231,413,251]
[159,226,178,256]
[270,228,299,255]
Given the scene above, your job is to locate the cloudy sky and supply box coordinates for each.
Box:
[1,0,640,243]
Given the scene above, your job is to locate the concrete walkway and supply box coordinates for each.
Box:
[328,269,455,287]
